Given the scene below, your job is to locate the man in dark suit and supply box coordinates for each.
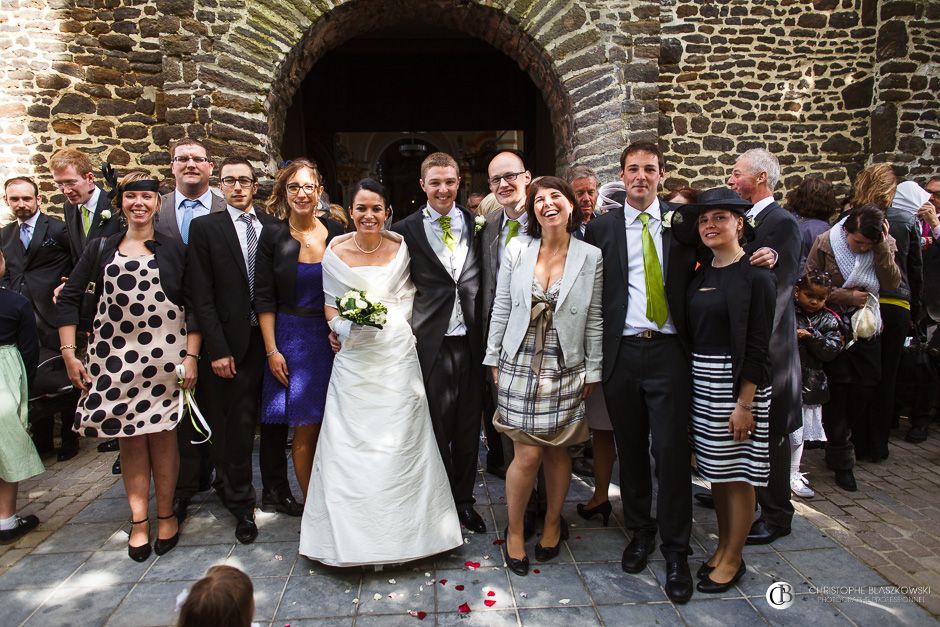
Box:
[1,176,77,460]
[49,149,123,266]
[185,156,299,544]
[390,152,487,533]
[727,148,802,542]
[568,165,600,239]
[156,137,227,244]
[584,142,698,604]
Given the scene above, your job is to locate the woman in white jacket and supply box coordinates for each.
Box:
[484,176,603,576]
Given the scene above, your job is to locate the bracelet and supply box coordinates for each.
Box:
[265,349,280,358]
[185,353,200,361]
[736,400,754,411]
[59,344,77,352]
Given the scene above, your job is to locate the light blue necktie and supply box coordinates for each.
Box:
[19,223,31,250]
[180,199,200,245]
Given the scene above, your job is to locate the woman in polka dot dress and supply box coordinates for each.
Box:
[57,169,201,562]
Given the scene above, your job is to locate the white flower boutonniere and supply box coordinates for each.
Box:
[747,216,757,229]
[99,209,112,221]
[662,210,681,229]
[473,215,485,234]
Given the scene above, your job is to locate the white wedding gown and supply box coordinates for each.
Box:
[299,232,462,566]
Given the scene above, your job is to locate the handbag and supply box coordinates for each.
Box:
[77,237,108,333]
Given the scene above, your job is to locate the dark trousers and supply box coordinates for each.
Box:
[822,381,862,470]
[198,328,266,517]
[603,335,692,556]
[756,432,793,529]
[870,303,910,457]
[425,336,482,508]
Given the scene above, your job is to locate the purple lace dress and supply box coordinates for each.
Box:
[260,262,333,426]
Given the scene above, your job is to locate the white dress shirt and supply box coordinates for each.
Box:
[175,189,214,231]
[746,196,774,220]
[81,186,101,218]
[423,205,468,336]
[622,198,677,335]
[18,210,41,230]
[227,205,262,268]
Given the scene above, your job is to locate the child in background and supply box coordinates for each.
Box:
[176,565,255,627]
[792,271,844,498]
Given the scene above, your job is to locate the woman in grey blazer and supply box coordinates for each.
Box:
[484,176,603,576]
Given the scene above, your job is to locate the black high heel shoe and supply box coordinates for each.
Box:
[576,501,612,526]
[534,516,570,562]
[502,527,530,576]
[696,560,746,593]
[153,513,180,556]
[128,519,152,562]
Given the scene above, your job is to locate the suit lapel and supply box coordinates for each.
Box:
[411,210,450,279]
[557,239,586,308]
[160,194,182,241]
[220,214,250,284]
[210,193,227,214]
[24,214,48,262]
[613,207,629,289]
[87,187,112,238]
[457,207,477,281]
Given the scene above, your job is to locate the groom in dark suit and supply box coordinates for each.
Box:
[390,152,487,532]
[584,142,697,603]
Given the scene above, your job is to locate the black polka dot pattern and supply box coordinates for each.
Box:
[75,255,186,438]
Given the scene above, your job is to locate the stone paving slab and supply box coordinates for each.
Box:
[0,434,937,625]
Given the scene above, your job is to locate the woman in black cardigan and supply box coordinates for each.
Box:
[675,188,775,594]
[57,170,200,562]
[255,159,344,499]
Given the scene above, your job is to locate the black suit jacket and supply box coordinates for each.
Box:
[254,217,344,316]
[390,205,484,379]
[57,230,192,329]
[583,199,699,383]
[1,213,73,347]
[63,185,123,265]
[185,209,277,363]
[745,200,802,434]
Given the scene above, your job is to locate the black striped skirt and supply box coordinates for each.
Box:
[691,352,771,487]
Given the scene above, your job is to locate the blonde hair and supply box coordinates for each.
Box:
[264,158,321,220]
[50,148,94,176]
[328,203,349,228]
[477,192,502,216]
[851,163,897,210]
[420,152,459,180]
[177,565,254,627]
[114,169,156,210]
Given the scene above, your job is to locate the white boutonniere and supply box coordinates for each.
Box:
[747,216,757,229]
[99,209,112,221]
[474,215,485,234]
[662,210,680,229]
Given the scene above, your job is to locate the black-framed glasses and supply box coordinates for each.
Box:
[488,171,526,187]
[220,176,255,188]
[286,183,321,195]
[171,156,210,164]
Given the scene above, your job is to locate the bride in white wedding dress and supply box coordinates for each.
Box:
[299,179,462,567]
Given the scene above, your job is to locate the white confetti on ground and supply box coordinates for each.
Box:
[373,593,382,601]
[388,579,397,584]
[559,599,571,605]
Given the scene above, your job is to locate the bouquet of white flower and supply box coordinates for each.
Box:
[336,289,388,329]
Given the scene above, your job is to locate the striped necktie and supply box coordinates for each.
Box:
[238,213,258,325]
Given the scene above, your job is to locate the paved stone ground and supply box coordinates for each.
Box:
[0,434,937,626]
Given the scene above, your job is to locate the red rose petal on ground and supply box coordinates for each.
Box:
[439,579,448,585]
[464,561,481,569]
[532,569,540,574]
[484,599,496,607]
[493,538,505,545]
[487,590,495,597]
[455,585,465,591]
[458,602,471,613]
[417,611,427,620]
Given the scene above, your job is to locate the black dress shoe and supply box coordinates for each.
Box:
[745,519,791,545]
[261,491,303,516]
[576,501,612,526]
[621,532,656,573]
[235,513,258,544]
[0,515,39,545]
[172,496,190,527]
[57,446,79,462]
[906,425,928,443]
[571,457,595,478]
[457,507,487,533]
[834,469,858,491]
[696,560,746,593]
[693,491,715,509]
[502,527,529,576]
[664,554,694,604]
[154,513,180,556]
[534,516,570,562]
[97,438,120,452]
[696,561,715,580]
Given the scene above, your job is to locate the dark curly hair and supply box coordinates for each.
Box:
[786,176,838,222]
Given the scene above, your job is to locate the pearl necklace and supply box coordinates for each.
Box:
[711,248,745,268]
[353,234,382,254]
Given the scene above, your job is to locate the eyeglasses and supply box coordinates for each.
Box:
[220,177,255,188]
[171,156,210,164]
[54,180,84,190]
[488,171,526,187]
[286,183,321,195]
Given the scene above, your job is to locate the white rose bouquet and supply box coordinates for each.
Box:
[336,289,388,329]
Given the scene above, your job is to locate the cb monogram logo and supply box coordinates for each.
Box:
[766,581,795,610]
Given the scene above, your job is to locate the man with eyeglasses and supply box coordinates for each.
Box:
[155,137,226,244]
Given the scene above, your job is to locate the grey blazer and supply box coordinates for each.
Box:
[483,236,604,383]
[155,190,227,243]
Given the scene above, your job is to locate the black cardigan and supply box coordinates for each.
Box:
[56,230,196,331]
[687,256,776,396]
[254,217,344,315]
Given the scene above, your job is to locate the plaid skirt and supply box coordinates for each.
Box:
[494,322,588,446]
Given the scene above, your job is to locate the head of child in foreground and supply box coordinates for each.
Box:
[794,271,833,315]
[177,565,254,627]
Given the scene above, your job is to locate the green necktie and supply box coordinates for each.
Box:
[505,219,520,246]
[80,204,92,236]
[438,215,457,251]
[638,212,668,328]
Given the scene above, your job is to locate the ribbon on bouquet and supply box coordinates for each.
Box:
[175,363,211,444]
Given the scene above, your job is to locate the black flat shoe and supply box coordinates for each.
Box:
[97,438,119,452]
[696,560,746,593]
[502,527,529,576]
[153,513,180,556]
[128,518,152,562]
[111,455,122,475]
[696,561,715,580]
[576,501,612,526]
[0,515,39,545]
[534,517,570,562]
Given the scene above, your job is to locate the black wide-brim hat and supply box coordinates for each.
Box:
[671,187,756,246]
